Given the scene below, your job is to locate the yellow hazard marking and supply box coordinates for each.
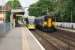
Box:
[47,18,52,27]
[27,24,35,29]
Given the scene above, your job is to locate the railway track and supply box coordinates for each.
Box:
[31,30,58,50]
[48,30,75,49]
[30,29,75,50]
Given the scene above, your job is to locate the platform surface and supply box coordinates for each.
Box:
[0,27,30,50]
[0,27,45,50]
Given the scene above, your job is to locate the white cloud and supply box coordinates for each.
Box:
[19,0,39,16]
[0,0,9,6]
[19,0,38,7]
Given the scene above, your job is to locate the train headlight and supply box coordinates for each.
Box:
[43,21,47,26]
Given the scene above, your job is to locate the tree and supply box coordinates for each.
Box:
[28,0,75,22]
[5,11,11,23]
[5,0,21,23]
[7,0,21,9]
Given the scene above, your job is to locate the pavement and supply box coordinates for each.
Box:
[0,27,30,50]
[0,26,45,50]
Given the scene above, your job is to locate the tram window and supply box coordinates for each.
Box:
[25,18,29,24]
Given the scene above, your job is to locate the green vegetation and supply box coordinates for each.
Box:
[5,0,21,23]
[15,16,21,24]
[28,0,75,22]
[7,0,21,9]
[5,11,11,23]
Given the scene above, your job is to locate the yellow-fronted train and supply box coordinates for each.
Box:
[25,16,36,29]
[35,15,56,32]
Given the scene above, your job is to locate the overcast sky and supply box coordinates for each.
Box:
[0,0,39,16]
[19,0,39,16]
[0,0,38,7]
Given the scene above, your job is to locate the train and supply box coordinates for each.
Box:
[35,15,56,32]
[25,15,56,32]
[25,16,36,29]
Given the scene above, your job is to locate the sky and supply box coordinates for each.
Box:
[19,0,38,7]
[0,0,39,16]
[19,0,39,16]
[0,0,38,7]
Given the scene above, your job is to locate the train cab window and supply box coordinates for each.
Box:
[44,16,48,21]
[26,18,29,24]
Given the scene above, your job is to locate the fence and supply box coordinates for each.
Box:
[0,23,12,33]
[56,22,75,29]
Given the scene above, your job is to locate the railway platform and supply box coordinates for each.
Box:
[0,27,45,50]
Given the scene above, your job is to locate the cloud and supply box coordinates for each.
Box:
[19,0,39,16]
[0,0,9,6]
[19,0,38,7]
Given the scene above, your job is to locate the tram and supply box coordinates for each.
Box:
[26,16,36,29]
